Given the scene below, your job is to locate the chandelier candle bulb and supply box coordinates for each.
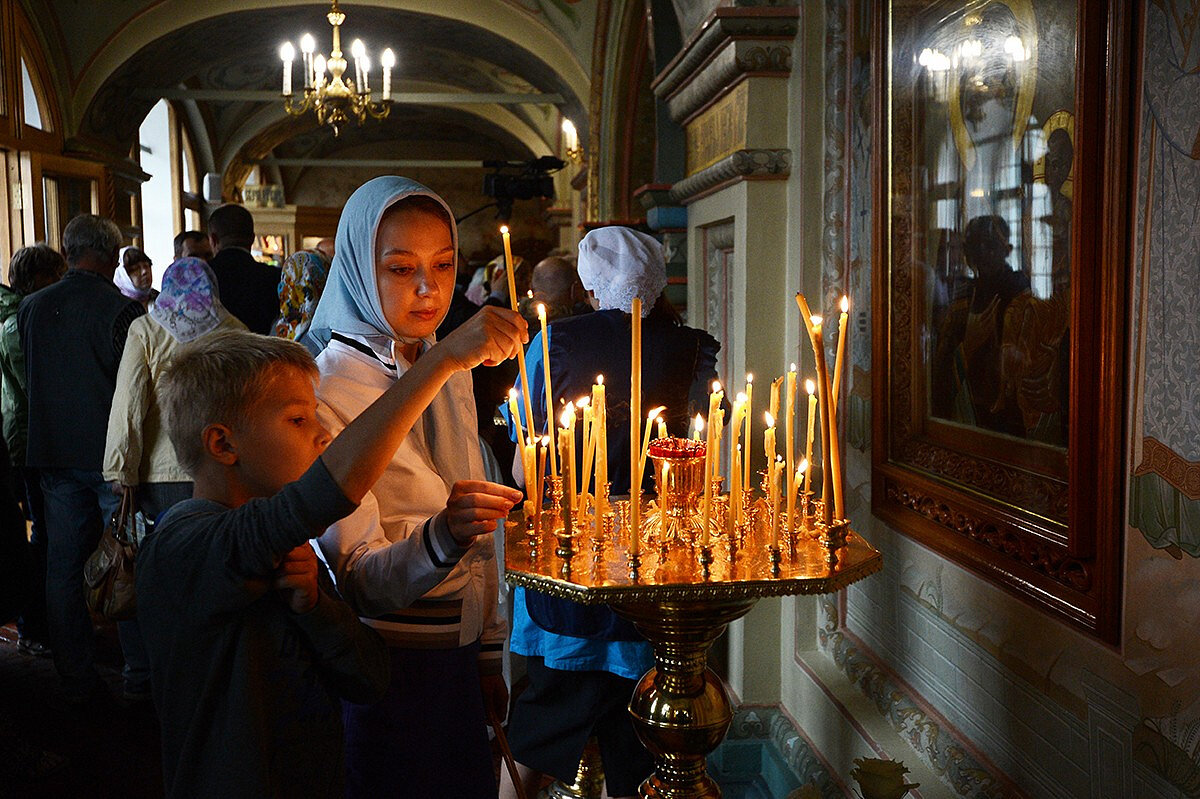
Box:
[629,297,642,557]
[314,54,327,87]
[537,303,557,479]
[280,42,295,96]
[743,374,753,488]
[351,38,365,89]
[301,33,315,87]
[381,48,394,100]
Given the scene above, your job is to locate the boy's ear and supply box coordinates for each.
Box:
[202,423,239,466]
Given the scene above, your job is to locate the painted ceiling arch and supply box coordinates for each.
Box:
[63,1,590,202]
[58,0,591,132]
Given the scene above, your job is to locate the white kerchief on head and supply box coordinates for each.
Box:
[576,227,666,317]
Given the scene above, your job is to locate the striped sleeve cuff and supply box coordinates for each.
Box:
[422,511,468,570]
[477,642,504,675]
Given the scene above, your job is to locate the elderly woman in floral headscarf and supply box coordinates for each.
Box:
[103,258,245,520]
[115,246,158,308]
[272,248,330,346]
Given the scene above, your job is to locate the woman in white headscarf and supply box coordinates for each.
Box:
[500,226,721,799]
[115,246,158,308]
[305,176,525,798]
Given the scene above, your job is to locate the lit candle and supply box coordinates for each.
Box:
[803,379,817,495]
[743,374,753,489]
[833,296,850,406]
[578,398,593,518]
[692,413,704,442]
[280,42,295,96]
[537,303,557,478]
[785,365,797,533]
[657,417,668,442]
[763,411,778,513]
[769,377,782,423]
[592,377,607,521]
[500,226,518,308]
[559,429,574,534]
[629,297,642,556]
[813,313,838,522]
[562,402,577,500]
[640,407,665,478]
[508,388,527,478]
[300,33,315,88]
[381,48,395,101]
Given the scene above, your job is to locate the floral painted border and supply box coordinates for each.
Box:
[817,599,1008,798]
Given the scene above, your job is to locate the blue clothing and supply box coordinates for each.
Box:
[510,588,652,681]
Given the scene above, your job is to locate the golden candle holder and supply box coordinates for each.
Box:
[505,467,880,798]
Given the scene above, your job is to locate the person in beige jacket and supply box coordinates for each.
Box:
[104,257,245,521]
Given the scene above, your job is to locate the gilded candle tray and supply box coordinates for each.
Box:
[503,500,883,604]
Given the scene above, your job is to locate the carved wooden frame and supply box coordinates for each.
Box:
[871,0,1137,643]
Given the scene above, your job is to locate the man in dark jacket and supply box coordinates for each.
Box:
[18,215,147,704]
[207,203,281,334]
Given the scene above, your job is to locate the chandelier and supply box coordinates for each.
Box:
[279,0,394,136]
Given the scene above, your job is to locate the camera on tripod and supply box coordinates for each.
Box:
[482,156,565,220]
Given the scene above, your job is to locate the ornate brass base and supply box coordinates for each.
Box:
[613,599,758,799]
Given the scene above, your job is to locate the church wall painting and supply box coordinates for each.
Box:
[804,0,1200,794]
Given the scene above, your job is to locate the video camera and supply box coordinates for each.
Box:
[482,156,565,220]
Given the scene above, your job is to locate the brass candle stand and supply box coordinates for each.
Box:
[505,439,882,799]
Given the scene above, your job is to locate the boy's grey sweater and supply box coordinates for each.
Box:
[137,459,389,798]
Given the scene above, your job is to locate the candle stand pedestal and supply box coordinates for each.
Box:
[505,498,882,798]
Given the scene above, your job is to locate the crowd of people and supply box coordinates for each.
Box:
[0,176,719,799]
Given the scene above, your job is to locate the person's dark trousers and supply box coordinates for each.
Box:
[136,482,193,523]
[16,466,49,643]
[40,468,150,701]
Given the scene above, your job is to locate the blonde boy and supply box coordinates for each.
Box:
[137,317,524,798]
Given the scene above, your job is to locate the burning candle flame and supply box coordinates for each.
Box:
[840,295,850,313]
[560,404,575,427]
[500,225,509,235]
[805,379,816,395]
[537,303,547,320]
[647,406,666,422]
[764,411,775,428]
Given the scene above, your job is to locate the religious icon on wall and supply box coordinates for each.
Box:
[872,0,1134,643]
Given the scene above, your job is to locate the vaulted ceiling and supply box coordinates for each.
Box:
[28,0,601,196]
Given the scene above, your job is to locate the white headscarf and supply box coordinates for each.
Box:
[576,227,667,317]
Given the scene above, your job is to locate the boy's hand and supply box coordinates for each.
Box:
[439,306,527,370]
[480,673,509,727]
[273,545,320,614]
[445,480,524,545]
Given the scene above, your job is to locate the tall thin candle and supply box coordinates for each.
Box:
[592,377,607,521]
[743,374,753,488]
[500,226,536,442]
[537,303,557,478]
[803,379,817,495]
[629,297,642,557]
[833,296,850,406]
[785,365,797,532]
